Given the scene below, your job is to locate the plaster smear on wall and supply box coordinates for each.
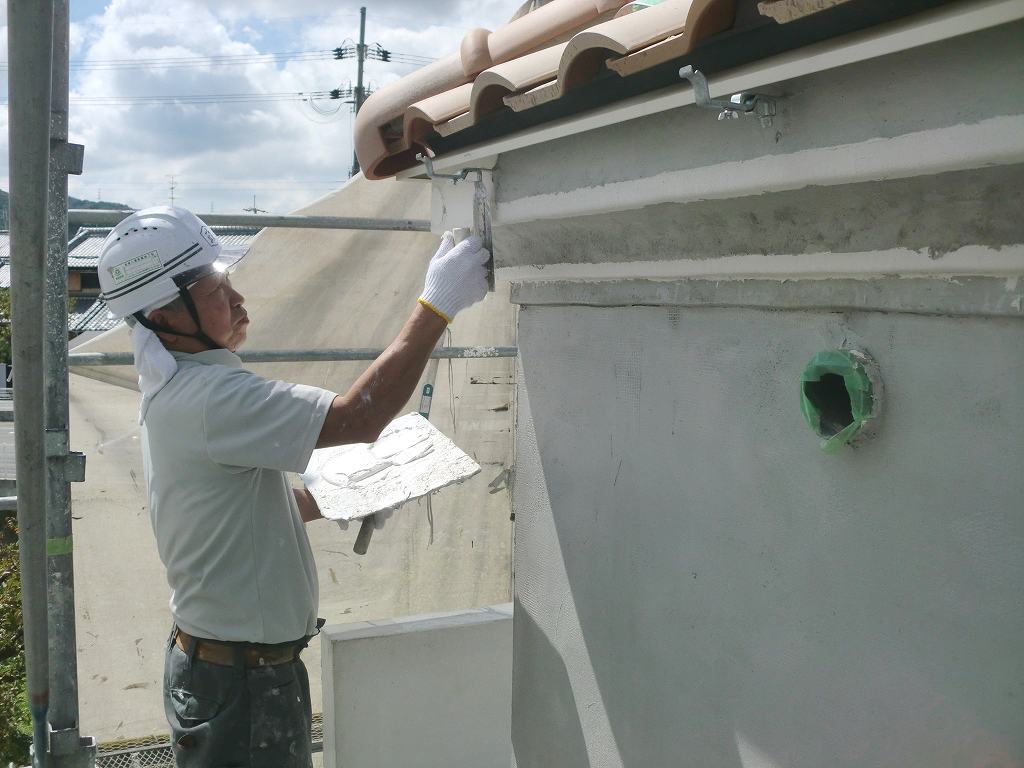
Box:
[304,413,480,521]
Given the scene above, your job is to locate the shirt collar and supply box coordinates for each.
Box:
[170,349,243,368]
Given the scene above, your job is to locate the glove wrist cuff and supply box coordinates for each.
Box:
[417,297,452,324]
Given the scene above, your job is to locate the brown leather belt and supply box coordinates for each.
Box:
[174,628,300,668]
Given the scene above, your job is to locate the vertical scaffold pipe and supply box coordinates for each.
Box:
[45,2,93,764]
[8,1,55,766]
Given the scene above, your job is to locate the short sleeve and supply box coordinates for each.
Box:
[202,368,336,472]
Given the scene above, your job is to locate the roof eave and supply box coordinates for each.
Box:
[401,0,1022,178]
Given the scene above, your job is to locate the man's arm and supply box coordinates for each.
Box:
[293,487,323,523]
[316,233,489,449]
[317,304,446,447]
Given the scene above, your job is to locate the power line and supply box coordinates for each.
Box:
[0,91,338,106]
[0,46,435,72]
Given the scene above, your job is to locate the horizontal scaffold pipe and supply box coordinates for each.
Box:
[69,346,518,366]
[67,209,432,232]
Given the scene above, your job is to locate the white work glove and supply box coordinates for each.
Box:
[418,231,490,323]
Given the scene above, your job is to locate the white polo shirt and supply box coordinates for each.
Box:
[141,349,336,644]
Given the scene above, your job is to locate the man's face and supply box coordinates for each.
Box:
[187,272,249,351]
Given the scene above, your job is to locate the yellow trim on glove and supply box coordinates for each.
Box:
[418,297,451,324]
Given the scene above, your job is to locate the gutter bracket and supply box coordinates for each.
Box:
[416,153,488,185]
[679,66,776,127]
[416,154,495,292]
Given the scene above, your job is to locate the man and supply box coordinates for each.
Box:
[97,206,489,767]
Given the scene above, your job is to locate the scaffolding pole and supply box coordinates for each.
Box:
[8,1,55,765]
[66,210,431,232]
[45,1,94,765]
[68,346,518,366]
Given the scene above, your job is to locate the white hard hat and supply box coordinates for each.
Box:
[98,206,239,319]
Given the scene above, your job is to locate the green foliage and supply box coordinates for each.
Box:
[0,515,31,766]
[0,288,10,365]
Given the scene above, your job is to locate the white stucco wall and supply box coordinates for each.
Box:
[512,306,1024,767]
[495,16,1024,768]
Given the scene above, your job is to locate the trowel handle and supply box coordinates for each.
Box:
[353,515,374,555]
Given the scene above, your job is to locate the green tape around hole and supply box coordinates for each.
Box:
[47,535,73,556]
[799,349,876,453]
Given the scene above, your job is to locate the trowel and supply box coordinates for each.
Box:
[302,413,480,554]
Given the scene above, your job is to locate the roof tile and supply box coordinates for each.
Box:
[609,0,735,76]
[355,0,635,179]
[355,0,737,179]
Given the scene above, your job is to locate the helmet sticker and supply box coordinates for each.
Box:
[109,249,162,286]
[199,226,218,247]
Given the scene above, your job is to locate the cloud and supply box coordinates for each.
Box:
[1,0,517,213]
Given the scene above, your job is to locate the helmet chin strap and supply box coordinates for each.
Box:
[132,285,222,350]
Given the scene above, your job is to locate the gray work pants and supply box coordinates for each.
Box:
[163,630,313,768]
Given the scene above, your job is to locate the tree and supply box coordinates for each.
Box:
[0,287,10,366]
[0,515,30,765]
[0,288,27,764]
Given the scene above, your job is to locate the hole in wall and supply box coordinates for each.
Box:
[802,373,853,438]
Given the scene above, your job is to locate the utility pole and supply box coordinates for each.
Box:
[242,195,267,214]
[350,6,367,177]
[167,174,177,207]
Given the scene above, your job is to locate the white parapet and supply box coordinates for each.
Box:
[321,604,513,768]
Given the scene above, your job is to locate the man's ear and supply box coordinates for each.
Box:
[146,308,183,345]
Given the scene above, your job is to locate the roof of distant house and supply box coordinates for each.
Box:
[0,226,260,332]
[67,225,260,269]
[68,299,120,334]
[354,0,962,180]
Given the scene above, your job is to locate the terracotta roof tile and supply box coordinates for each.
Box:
[355,0,635,179]
[504,0,732,115]
[404,83,474,147]
[471,43,566,120]
[355,0,736,179]
[355,0,924,180]
[609,0,735,76]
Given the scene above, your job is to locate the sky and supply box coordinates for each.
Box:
[0,0,516,214]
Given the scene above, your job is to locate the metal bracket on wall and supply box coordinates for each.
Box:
[678,66,777,127]
[416,153,495,292]
[416,153,487,185]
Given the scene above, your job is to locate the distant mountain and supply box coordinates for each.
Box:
[0,188,132,230]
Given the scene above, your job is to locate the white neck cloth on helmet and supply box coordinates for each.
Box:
[131,323,178,424]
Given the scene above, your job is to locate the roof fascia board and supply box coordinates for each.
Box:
[409,0,1024,175]
[508,274,1024,317]
[495,113,1024,224]
[495,243,1024,283]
